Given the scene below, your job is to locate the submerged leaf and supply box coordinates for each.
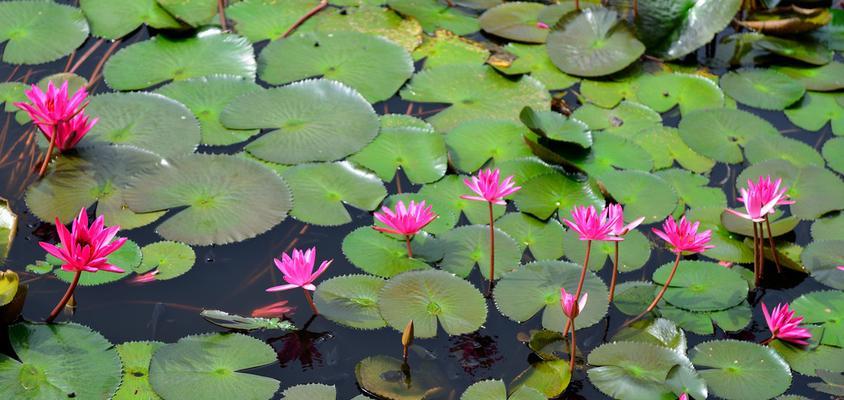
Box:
[201,310,295,331]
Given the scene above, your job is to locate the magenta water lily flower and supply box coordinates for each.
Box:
[373,200,437,258]
[652,215,713,254]
[679,394,688,400]
[838,266,844,271]
[267,247,332,315]
[563,205,623,242]
[606,204,644,301]
[40,208,126,323]
[761,303,812,346]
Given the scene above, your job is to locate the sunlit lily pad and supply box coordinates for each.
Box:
[80,92,201,157]
[222,79,379,164]
[80,0,180,39]
[563,228,651,273]
[401,64,550,132]
[546,7,644,77]
[587,341,693,400]
[53,239,142,286]
[149,333,280,400]
[156,75,262,146]
[461,379,545,400]
[114,341,164,400]
[283,162,386,226]
[479,2,560,43]
[785,92,844,136]
[259,31,413,103]
[599,170,678,224]
[636,73,725,115]
[512,172,603,220]
[790,290,844,347]
[578,69,644,108]
[743,135,823,167]
[770,339,844,377]
[775,62,844,92]
[494,260,609,331]
[492,43,579,90]
[655,168,725,211]
[496,212,565,261]
[510,359,571,398]
[226,0,321,42]
[342,227,431,277]
[437,225,521,280]
[314,274,386,330]
[639,0,741,60]
[413,29,488,69]
[387,0,479,35]
[355,355,446,400]
[134,241,197,281]
[720,68,805,110]
[0,1,89,64]
[418,175,507,224]
[678,108,778,164]
[520,107,591,148]
[445,119,534,173]
[303,6,424,53]
[0,322,121,399]
[737,159,844,220]
[755,35,833,66]
[822,137,844,174]
[281,383,336,399]
[124,154,293,245]
[350,116,446,184]
[652,261,748,312]
[692,340,791,400]
[158,0,217,26]
[378,269,487,337]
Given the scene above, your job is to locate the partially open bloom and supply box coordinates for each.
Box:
[267,247,331,292]
[14,81,97,152]
[563,205,622,241]
[652,215,713,254]
[726,176,793,222]
[678,394,688,400]
[373,200,437,236]
[536,21,550,29]
[762,303,812,346]
[560,288,588,319]
[837,266,844,271]
[39,208,127,273]
[460,168,521,205]
[607,203,645,237]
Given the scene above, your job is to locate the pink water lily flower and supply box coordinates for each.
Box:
[607,203,645,237]
[726,176,792,222]
[838,266,844,271]
[679,394,688,400]
[14,81,97,153]
[560,288,588,319]
[761,302,812,346]
[563,205,623,242]
[536,21,550,29]
[39,208,127,274]
[267,247,332,292]
[460,168,521,205]
[652,215,713,254]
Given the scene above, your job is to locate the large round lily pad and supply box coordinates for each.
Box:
[221,79,379,164]
[720,68,805,110]
[80,0,180,39]
[259,31,413,103]
[342,227,431,278]
[0,1,89,64]
[652,261,748,312]
[149,333,280,400]
[226,0,323,42]
[437,225,521,280]
[512,172,603,220]
[124,154,293,245]
[104,29,256,90]
[378,269,487,338]
[692,340,791,400]
[546,7,644,77]
[445,119,535,173]
[587,341,694,400]
[678,108,779,164]
[314,274,387,330]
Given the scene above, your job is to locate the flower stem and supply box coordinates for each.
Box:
[303,289,319,316]
[280,0,328,38]
[217,0,228,31]
[575,0,579,10]
[756,221,765,283]
[46,270,81,323]
[609,241,619,302]
[632,0,638,18]
[627,252,682,326]
[752,221,760,286]
[405,235,413,258]
[564,240,591,335]
[764,215,782,274]
[569,317,577,372]
[487,202,495,296]
[38,132,56,177]
[760,336,774,346]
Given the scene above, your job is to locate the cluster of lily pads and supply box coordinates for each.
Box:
[0,0,843,399]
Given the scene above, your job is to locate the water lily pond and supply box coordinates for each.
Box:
[1,0,844,399]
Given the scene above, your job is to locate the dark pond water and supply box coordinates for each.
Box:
[0,11,839,400]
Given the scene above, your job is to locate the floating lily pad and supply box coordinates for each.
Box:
[755,35,833,66]
[314,274,387,329]
[520,107,591,148]
[822,137,844,174]
[200,310,295,331]
[587,341,691,400]
[737,159,844,220]
[775,62,844,92]
[437,225,521,280]
[222,79,379,164]
[80,0,180,39]
[678,108,779,164]
[479,2,559,43]
[418,175,507,224]
[149,333,280,400]
[124,154,292,245]
[612,281,657,316]
[378,269,487,337]
[599,170,678,224]
[563,228,651,273]
[512,172,603,220]
[771,339,844,377]
[790,290,844,347]
[495,260,609,331]
[226,0,321,42]
[612,318,687,354]
[571,101,661,137]
[37,72,88,94]
[639,0,741,60]
[652,261,748,312]
[661,301,752,335]
[560,132,652,177]
[785,92,844,136]
[259,31,413,103]
[355,355,446,400]
[492,157,557,184]
[283,162,386,226]
[134,241,197,281]
[303,6,424,53]
[401,64,550,132]
[158,0,217,26]
[510,359,571,398]
[25,145,166,228]
[104,29,256,90]
[80,92,201,157]
[0,1,89,64]
[743,135,823,167]
[811,213,844,241]
[349,117,446,184]
[496,212,565,261]
[809,369,844,396]
[636,73,725,115]
[281,383,336,400]
[53,239,142,286]
[0,322,121,399]
[692,340,791,400]
[114,341,164,400]
[461,379,545,400]
[546,7,644,77]
[156,75,262,146]
[445,119,535,173]
[578,69,644,108]
[492,43,578,90]
[720,68,805,110]
[413,30,488,69]
[342,227,431,277]
[655,168,725,211]
[387,0,479,35]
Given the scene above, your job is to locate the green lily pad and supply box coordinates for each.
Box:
[558,132,652,177]
[221,79,379,164]
[314,274,386,330]
[158,0,217,26]
[492,43,579,90]
[124,154,292,245]
[37,72,88,94]
[678,108,779,164]
[53,239,142,286]
[587,341,692,400]
[494,260,609,331]
[80,92,201,157]
[512,172,603,220]
[790,290,844,347]
[281,383,336,399]
[612,281,658,316]
[283,162,386,226]
[510,359,571,398]
[546,7,644,77]
[520,107,591,148]
[496,212,565,261]
[692,340,791,400]
[413,29,488,69]
[822,137,844,174]
[200,310,295,331]
[652,261,748,312]
[417,174,507,224]
[386,0,479,35]
[662,301,752,335]
[479,2,559,44]
[355,355,446,400]
[578,69,644,108]
[25,145,166,228]
[599,170,679,224]
[149,333,280,400]
[563,228,651,273]
[571,101,661,137]
[445,119,534,173]
[80,0,180,39]
[104,29,256,90]
[437,225,521,280]
[785,92,844,136]
[0,1,89,64]
[636,73,725,115]
[811,213,844,241]
[461,379,545,400]
[156,75,262,146]
[378,269,487,338]
[0,322,121,399]
[655,168,725,211]
[114,341,164,400]
[775,62,844,92]
[401,64,550,132]
[720,68,805,110]
[342,227,431,277]
[755,35,833,66]
[492,157,557,184]
[226,0,321,42]
[737,159,844,220]
[259,31,413,103]
[612,318,687,354]
[640,0,741,60]
[134,241,197,281]
[809,369,844,396]
[743,135,823,167]
[811,8,844,51]
[349,116,446,184]
[771,339,844,377]
[302,6,424,53]
[635,127,717,173]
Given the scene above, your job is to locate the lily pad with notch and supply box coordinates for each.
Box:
[479,2,564,44]
[692,340,792,400]
[655,168,725,211]
[770,338,844,377]
[587,341,698,400]
[743,134,823,167]
[445,119,535,173]
[157,0,217,27]
[114,341,164,400]
[0,1,89,65]
[790,290,844,347]
[520,107,592,148]
[413,29,489,69]
[314,274,387,330]
[570,101,661,137]
[355,354,447,400]
[510,359,571,398]
[226,0,323,42]
[134,241,197,281]
[636,73,725,115]
[785,91,844,136]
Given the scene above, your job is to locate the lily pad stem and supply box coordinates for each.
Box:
[564,240,591,335]
[303,288,319,316]
[609,241,619,302]
[764,215,782,273]
[281,0,329,39]
[46,270,81,323]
